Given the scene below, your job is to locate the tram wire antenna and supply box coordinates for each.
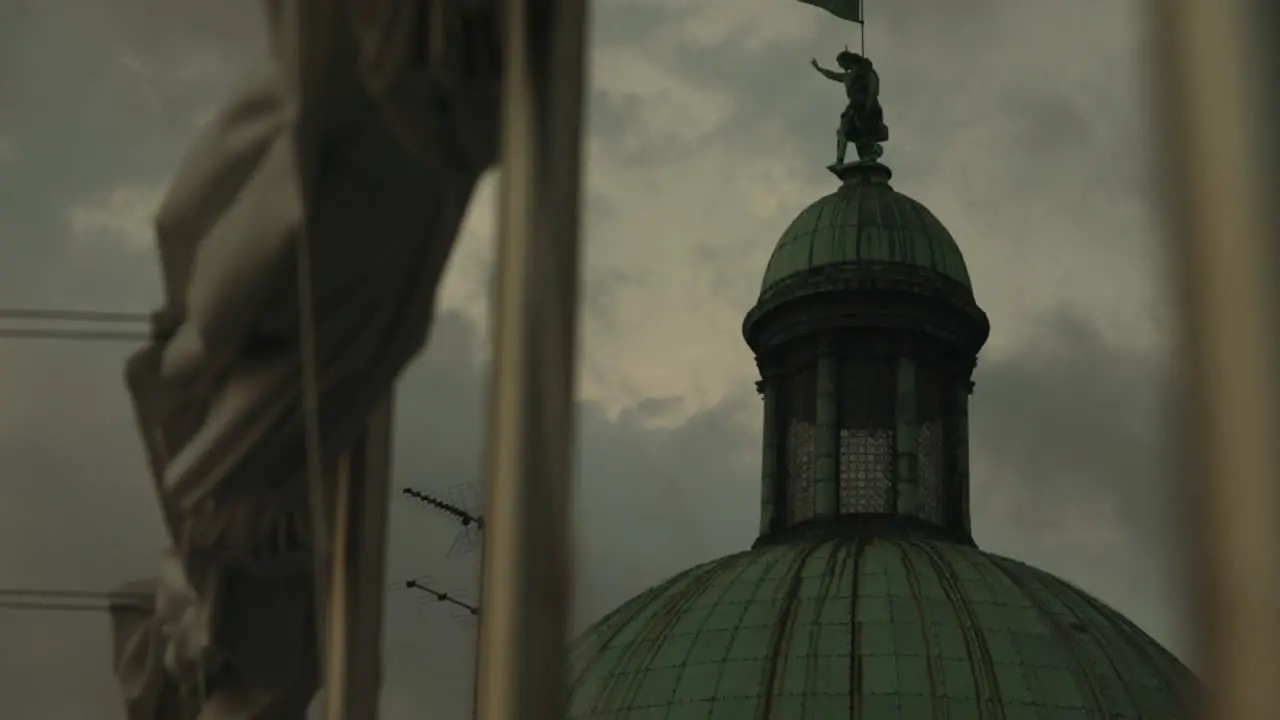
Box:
[402,486,484,529]
[405,579,479,616]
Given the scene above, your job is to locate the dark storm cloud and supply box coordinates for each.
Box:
[970,313,1191,659]
[588,0,671,49]
[695,237,770,307]
[587,91,678,165]
[974,313,1171,537]
[580,265,644,331]
[1002,88,1095,158]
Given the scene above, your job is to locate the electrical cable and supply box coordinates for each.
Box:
[0,306,150,342]
[0,328,148,341]
[0,308,149,323]
[0,588,151,614]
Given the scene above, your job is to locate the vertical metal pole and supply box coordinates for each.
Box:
[476,0,588,718]
[1150,1,1280,718]
[323,397,395,720]
[859,0,865,55]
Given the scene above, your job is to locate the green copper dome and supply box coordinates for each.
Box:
[759,165,972,300]
[567,534,1196,718]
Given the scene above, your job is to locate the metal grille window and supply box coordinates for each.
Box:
[780,366,818,525]
[787,420,816,524]
[837,357,896,514]
[917,421,944,524]
[916,366,948,525]
[839,428,893,512]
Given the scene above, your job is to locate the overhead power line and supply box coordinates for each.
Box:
[0,306,151,343]
[0,328,149,342]
[0,600,145,613]
[0,588,151,614]
[0,308,149,323]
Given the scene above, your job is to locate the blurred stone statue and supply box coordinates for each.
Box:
[810,50,889,164]
[107,1,502,718]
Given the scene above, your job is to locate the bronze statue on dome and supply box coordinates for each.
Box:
[810,50,889,164]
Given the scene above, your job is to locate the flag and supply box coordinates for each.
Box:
[110,1,502,717]
[798,0,863,23]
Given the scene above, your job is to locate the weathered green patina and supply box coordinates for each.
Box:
[567,535,1197,718]
[759,165,972,300]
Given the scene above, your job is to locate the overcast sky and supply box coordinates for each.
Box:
[0,0,1193,717]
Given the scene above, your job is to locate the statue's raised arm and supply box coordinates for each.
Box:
[810,58,845,83]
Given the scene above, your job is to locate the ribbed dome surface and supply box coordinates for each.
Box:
[760,176,972,300]
[567,535,1196,719]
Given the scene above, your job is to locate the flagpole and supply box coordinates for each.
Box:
[476,1,589,719]
[860,0,865,54]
